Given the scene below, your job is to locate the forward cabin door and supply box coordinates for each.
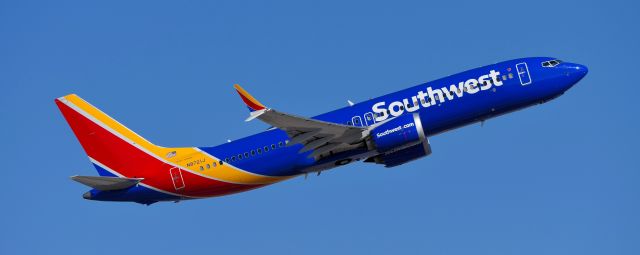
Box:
[516,62,532,85]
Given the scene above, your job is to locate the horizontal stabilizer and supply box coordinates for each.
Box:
[71,175,143,191]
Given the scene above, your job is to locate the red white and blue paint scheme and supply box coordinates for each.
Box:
[57,57,588,205]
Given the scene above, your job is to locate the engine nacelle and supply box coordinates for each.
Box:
[370,113,427,153]
[372,142,431,167]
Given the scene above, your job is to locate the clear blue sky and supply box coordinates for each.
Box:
[1,0,638,254]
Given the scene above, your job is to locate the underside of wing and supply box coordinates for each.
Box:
[262,109,368,157]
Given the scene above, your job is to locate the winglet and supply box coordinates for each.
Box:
[234,84,266,112]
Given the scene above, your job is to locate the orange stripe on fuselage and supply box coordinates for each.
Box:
[57,99,264,197]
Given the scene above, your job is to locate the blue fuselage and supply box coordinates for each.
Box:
[201,57,587,176]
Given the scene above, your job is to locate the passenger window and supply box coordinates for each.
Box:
[237,154,242,160]
[206,164,210,169]
[244,152,249,158]
[251,150,256,156]
[271,144,276,149]
[508,73,514,79]
[278,141,284,147]
[231,156,236,161]
[264,146,269,152]
[199,166,204,171]
[225,158,229,162]
[257,148,262,154]
[219,161,223,165]
[212,162,217,167]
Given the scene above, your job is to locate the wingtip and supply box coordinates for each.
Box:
[233,84,266,112]
[245,109,267,121]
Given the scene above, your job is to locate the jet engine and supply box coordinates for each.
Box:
[366,113,432,167]
[369,113,427,153]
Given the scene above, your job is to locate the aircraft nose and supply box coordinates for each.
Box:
[572,63,588,79]
[561,62,588,86]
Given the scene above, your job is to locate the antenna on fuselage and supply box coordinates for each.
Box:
[347,100,354,106]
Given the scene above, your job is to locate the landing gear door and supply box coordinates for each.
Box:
[516,62,532,85]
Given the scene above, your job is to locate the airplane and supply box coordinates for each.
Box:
[56,57,588,205]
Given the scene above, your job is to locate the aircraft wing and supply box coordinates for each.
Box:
[234,84,369,158]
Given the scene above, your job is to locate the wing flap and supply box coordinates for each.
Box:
[288,129,322,145]
[71,175,143,191]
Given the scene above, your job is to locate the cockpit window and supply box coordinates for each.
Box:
[541,59,563,67]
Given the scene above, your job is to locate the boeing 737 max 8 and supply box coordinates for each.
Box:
[56,57,588,205]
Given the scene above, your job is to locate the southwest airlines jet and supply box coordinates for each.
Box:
[56,57,587,205]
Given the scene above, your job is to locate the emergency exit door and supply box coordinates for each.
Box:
[170,167,185,190]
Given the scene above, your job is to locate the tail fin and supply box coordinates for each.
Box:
[55,94,165,177]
